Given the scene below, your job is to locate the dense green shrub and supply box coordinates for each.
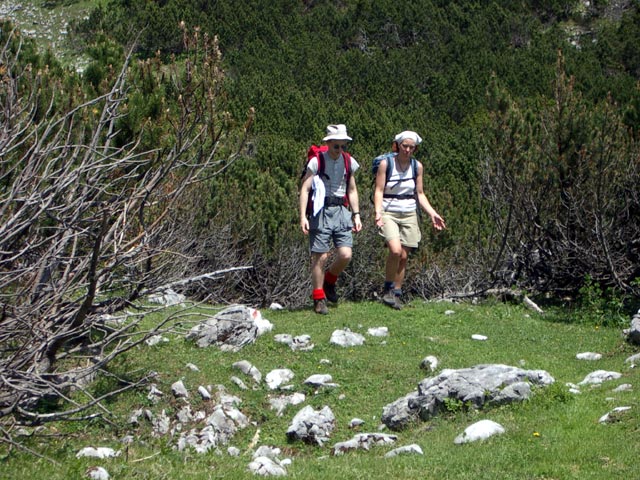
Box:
[64,1,640,303]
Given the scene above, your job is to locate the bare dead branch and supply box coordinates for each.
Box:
[0,26,254,435]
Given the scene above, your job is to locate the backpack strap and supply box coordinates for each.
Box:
[317,151,328,180]
[383,156,419,200]
[384,155,394,186]
[342,152,351,207]
[410,157,418,186]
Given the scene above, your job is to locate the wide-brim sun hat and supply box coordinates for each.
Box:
[394,130,422,145]
[323,124,352,142]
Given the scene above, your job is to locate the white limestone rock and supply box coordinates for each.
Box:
[576,352,602,361]
[384,444,424,457]
[76,447,121,459]
[454,420,505,444]
[578,370,622,385]
[265,369,295,390]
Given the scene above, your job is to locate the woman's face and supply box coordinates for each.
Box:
[397,140,416,160]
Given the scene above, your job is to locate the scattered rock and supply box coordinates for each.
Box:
[171,380,189,398]
[76,447,121,459]
[231,375,249,390]
[578,370,622,385]
[198,386,212,400]
[129,408,144,425]
[148,288,186,306]
[286,405,335,445]
[176,403,249,454]
[576,352,602,361]
[86,466,110,480]
[274,334,293,344]
[233,360,263,384]
[625,309,640,345]
[288,335,315,351]
[349,418,365,428]
[612,384,632,392]
[249,446,291,476]
[624,352,640,366]
[268,392,306,416]
[420,355,439,372]
[303,374,338,388]
[333,433,397,455]
[248,456,287,476]
[598,406,632,423]
[384,443,423,457]
[98,313,127,327]
[145,335,169,346]
[330,329,365,347]
[367,327,389,337]
[253,445,282,460]
[152,410,171,436]
[186,305,273,351]
[566,382,581,394]
[275,333,314,351]
[454,419,505,444]
[265,369,295,390]
[147,384,164,403]
[176,405,194,424]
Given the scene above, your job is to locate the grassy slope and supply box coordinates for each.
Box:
[1,300,638,479]
[0,0,96,65]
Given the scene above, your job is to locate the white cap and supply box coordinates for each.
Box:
[394,130,422,145]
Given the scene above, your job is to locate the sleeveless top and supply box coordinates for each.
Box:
[382,158,416,213]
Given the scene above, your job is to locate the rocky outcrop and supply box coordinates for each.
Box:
[382,364,554,430]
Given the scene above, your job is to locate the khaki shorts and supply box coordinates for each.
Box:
[378,210,421,248]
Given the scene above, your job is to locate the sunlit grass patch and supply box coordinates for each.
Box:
[2,299,638,479]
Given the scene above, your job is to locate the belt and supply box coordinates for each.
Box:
[383,194,415,200]
[324,196,345,206]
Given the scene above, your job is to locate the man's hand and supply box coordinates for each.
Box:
[353,215,362,233]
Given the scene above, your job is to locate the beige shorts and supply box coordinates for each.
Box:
[378,210,421,248]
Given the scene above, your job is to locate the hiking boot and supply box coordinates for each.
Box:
[314,298,329,315]
[393,293,403,310]
[323,281,339,303]
[382,290,401,310]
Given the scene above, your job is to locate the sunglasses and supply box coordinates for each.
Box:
[332,143,349,151]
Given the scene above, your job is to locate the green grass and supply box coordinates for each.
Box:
[1,300,639,479]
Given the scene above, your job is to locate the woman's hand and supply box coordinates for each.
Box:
[375,211,384,228]
[431,213,446,231]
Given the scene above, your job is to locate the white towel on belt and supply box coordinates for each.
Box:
[312,175,325,217]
